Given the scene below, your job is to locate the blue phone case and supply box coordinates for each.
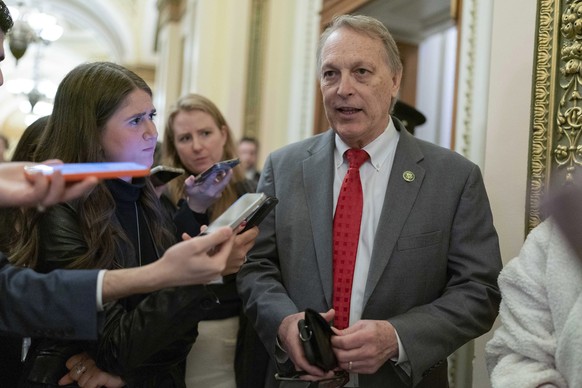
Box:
[194,158,240,184]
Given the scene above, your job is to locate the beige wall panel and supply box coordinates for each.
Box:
[186,0,252,140]
[259,0,297,156]
[473,1,537,388]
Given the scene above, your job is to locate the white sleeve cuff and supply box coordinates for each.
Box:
[275,336,290,363]
[391,328,411,375]
[96,269,106,311]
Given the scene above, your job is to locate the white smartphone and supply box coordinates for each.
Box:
[200,192,268,235]
[24,162,150,181]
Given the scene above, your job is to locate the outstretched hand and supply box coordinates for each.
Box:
[159,225,237,285]
[102,226,236,302]
[0,161,98,209]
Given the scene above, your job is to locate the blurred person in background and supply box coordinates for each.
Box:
[237,136,261,186]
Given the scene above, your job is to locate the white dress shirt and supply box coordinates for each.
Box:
[333,118,410,385]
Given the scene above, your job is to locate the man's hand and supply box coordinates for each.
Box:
[331,319,398,374]
[59,352,125,388]
[184,169,233,213]
[277,309,337,381]
[0,161,97,209]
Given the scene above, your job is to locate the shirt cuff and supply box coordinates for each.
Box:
[391,328,411,375]
[275,336,290,363]
[96,269,106,311]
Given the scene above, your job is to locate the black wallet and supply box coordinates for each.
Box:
[297,308,338,371]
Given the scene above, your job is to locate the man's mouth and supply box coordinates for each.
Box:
[337,107,362,115]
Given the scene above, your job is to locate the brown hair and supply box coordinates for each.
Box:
[11,62,174,269]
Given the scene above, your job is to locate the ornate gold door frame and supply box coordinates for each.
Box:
[528,0,582,232]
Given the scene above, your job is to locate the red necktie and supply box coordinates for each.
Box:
[333,148,369,330]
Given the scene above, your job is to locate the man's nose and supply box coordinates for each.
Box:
[337,74,355,97]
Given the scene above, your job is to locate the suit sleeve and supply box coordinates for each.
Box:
[36,202,218,380]
[237,154,299,358]
[0,253,101,340]
[388,164,502,385]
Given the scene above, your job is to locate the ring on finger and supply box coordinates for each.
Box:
[75,363,87,376]
[348,361,353,371]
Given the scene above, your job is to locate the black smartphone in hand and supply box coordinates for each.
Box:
[194,158,240,185]
[240,196,278,233]
[149,165,185,187]
[200,193,267,235]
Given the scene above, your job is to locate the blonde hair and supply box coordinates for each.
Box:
[163,93,245,220]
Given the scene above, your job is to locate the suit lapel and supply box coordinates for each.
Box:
[303,131,336,307]
[363,124,426,306]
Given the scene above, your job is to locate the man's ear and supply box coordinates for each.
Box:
[390,70,403,99]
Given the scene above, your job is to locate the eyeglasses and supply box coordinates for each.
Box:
[274,371,349,388]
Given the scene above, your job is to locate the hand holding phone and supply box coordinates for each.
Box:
[240,196,278,233]
[194,158,240,185]
[24,162,150,181]
[201,193,277,236]
[184,169,233,213]
[0,162,98,209]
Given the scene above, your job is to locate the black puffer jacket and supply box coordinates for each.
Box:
[19,180,218,388]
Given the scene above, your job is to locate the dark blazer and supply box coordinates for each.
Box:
[19,186,217,387]
[237,120,502,387]
[0,253,101,340]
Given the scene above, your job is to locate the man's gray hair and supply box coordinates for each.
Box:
[317,14,403,77]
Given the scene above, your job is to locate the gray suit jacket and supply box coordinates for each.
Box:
[0,253,101,339]
[237,121,502,387]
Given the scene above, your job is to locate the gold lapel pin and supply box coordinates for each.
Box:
[403,171,415,182]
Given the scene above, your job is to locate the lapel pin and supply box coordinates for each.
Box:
[403,171,415,182]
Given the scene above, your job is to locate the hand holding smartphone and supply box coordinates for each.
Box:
[194,158,240,185]
[200,192,277,235]
[240,196,278,233]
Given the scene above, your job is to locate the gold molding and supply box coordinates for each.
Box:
[451,0,460,21]
[243,0,270,139]
[320,0,371,26]
[157,0,186,24]
[527,0,582,233]
[154,0,186,51]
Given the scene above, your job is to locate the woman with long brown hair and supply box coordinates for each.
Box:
[11,63,249,388]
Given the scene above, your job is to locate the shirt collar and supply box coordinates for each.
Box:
[334,117,399,171]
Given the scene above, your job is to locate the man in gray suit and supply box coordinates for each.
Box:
[237,14,502,387]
